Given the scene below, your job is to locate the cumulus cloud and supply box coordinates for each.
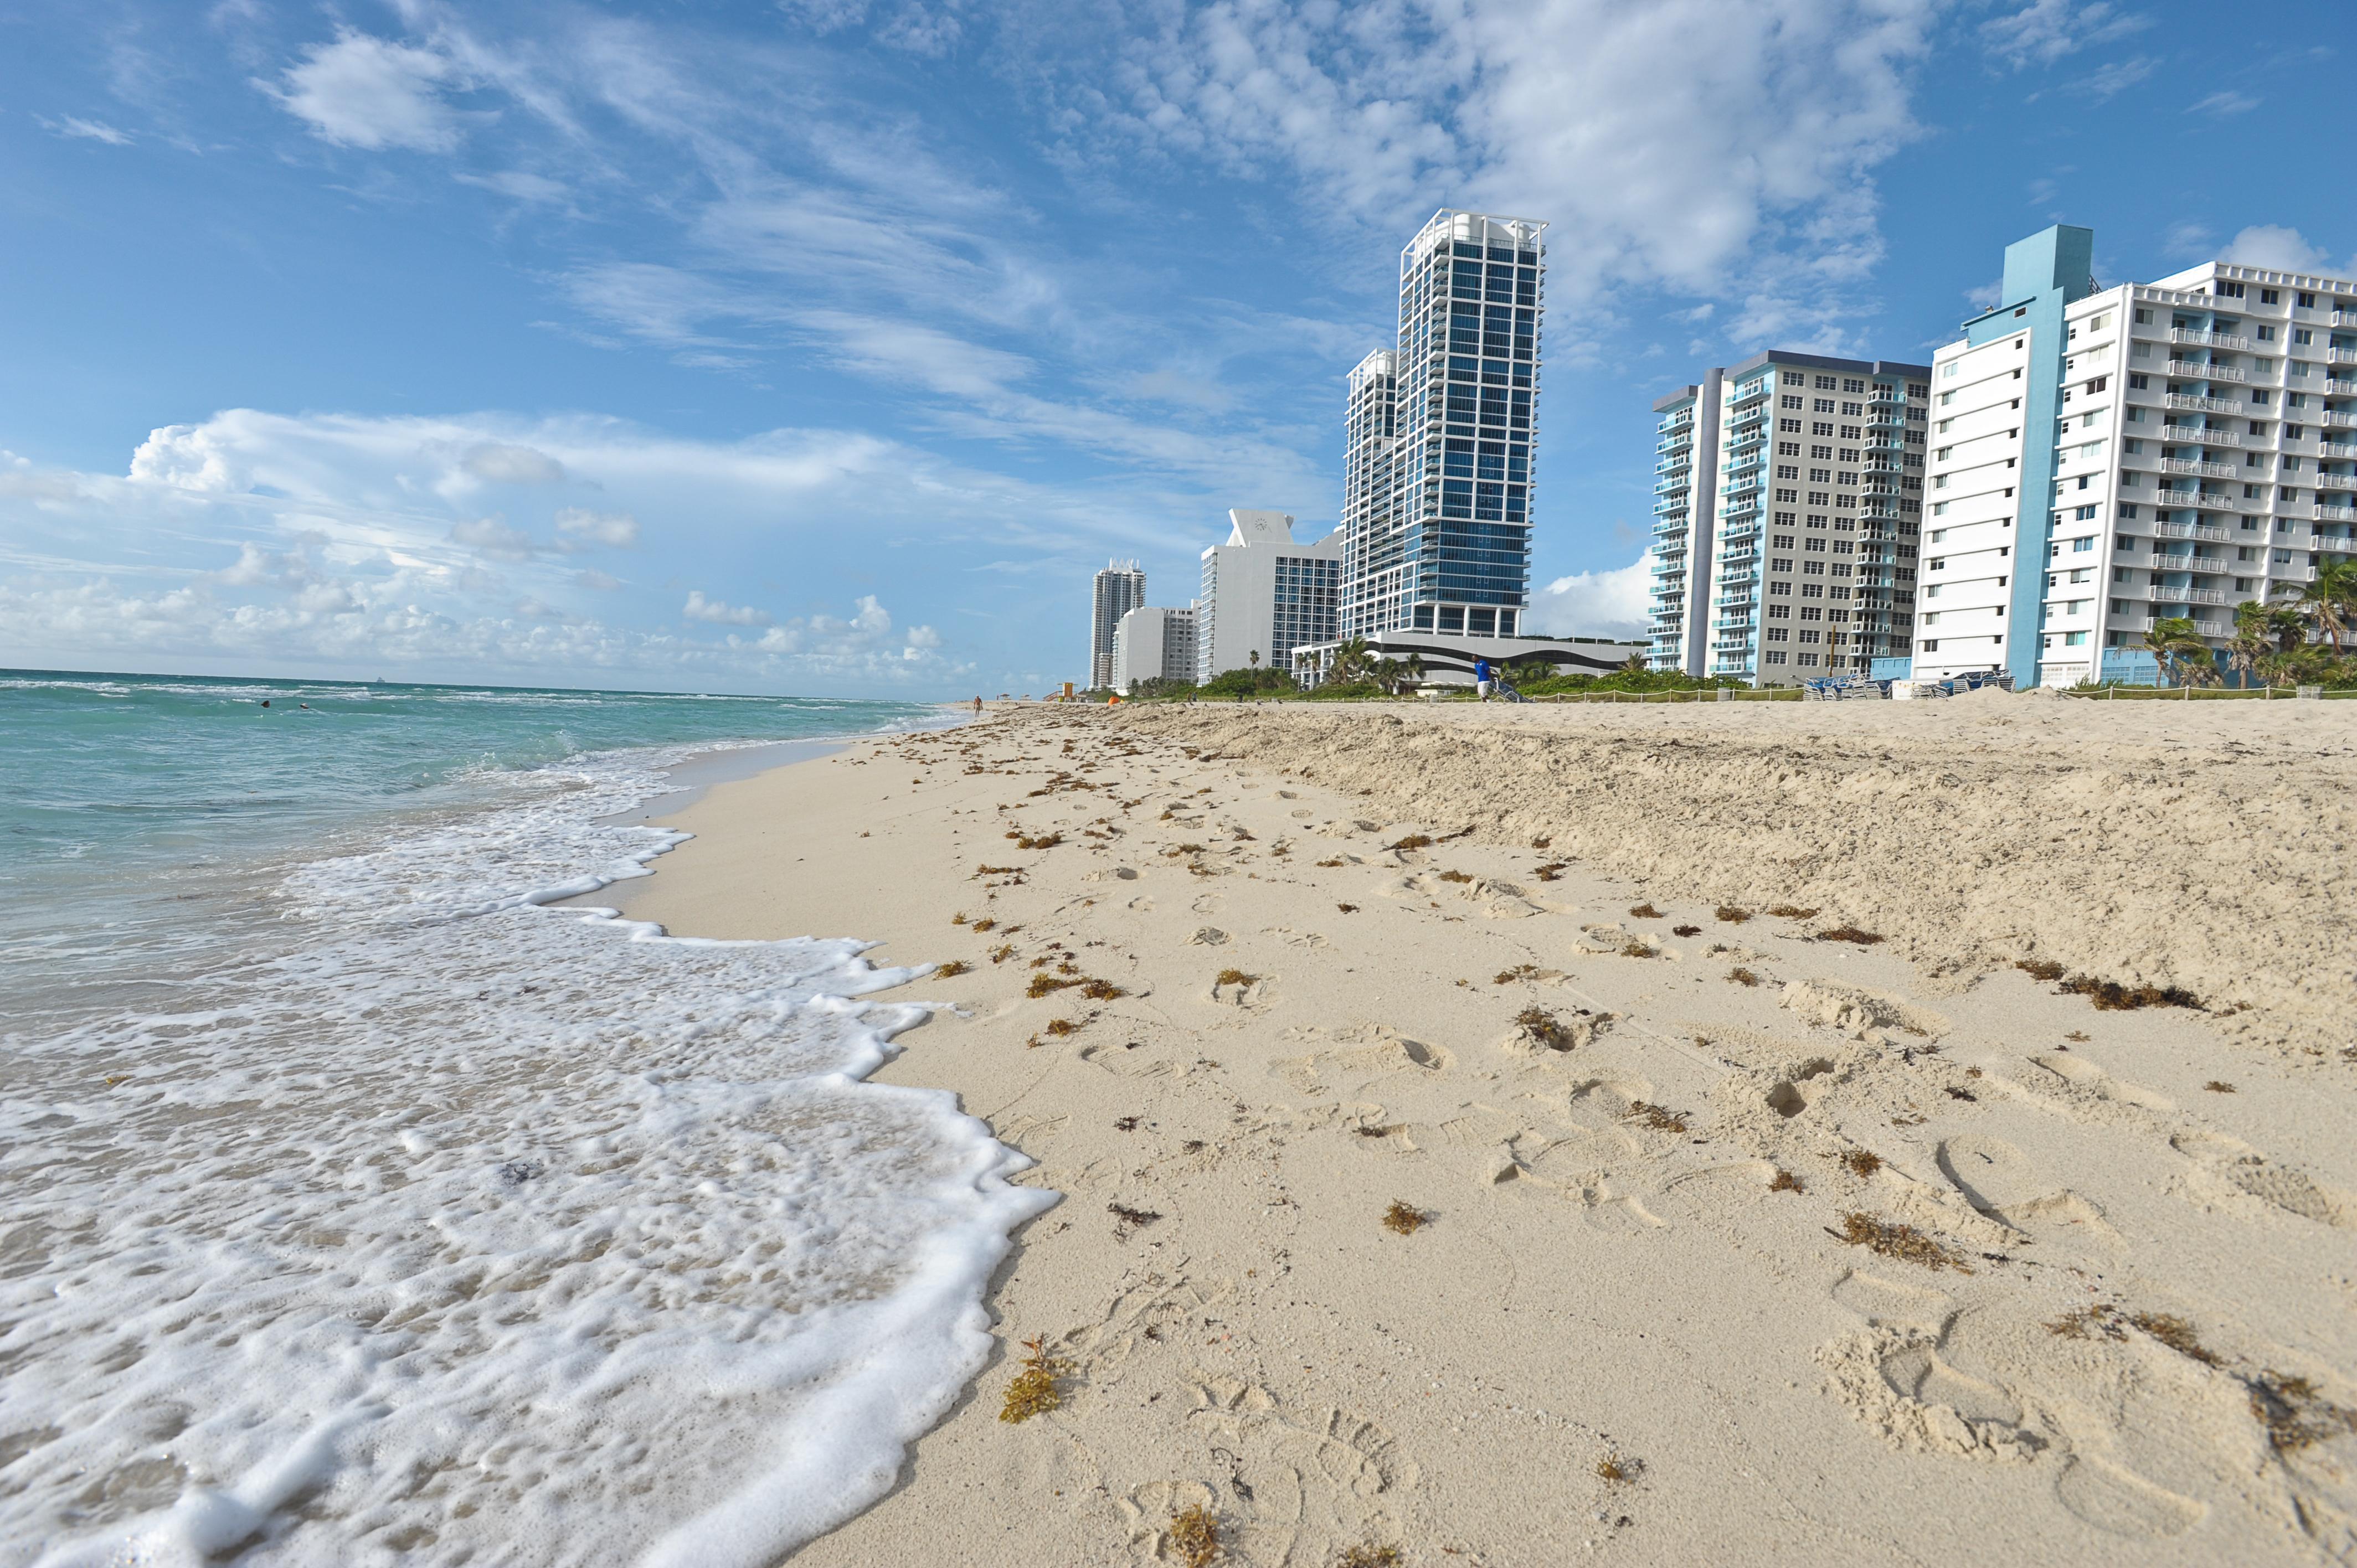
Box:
[265,31,467,153]
[2220,225,2336,274]
[462,443,567,484]
[683,590,771,626]
[554,507,639,549]
[450,515,539,560]
[1525,551,1654,642]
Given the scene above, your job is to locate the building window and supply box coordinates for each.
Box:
[1921,639,1940,652]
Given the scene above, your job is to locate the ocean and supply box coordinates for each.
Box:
[0,671,1052,1566]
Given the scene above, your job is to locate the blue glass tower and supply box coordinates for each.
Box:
[1341,210,1547,638]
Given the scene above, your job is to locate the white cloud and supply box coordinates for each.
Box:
[1091,0,1935,344]
[461,442,567,484]
[1983,0,2148,69]
[2189,89,2259,117]
[2220,225,2334,273]
[554,507,640,549]
[450,515,539,560]
[574,569,624,591]
[905,623,942,649]
[46,116,135,146]
[683,590,771,626]
[2071,55,2159,100]
[1526,551,1654,642]
[266,31,467,153]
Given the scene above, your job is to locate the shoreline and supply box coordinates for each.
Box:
[600,700,2357,1566]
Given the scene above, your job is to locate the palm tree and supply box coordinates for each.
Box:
[1248,649,1260,669]
[1403,652,1425,687]
[2227,601,2274,688]
[2275,559,2357,654]
[2140,615,2214,688]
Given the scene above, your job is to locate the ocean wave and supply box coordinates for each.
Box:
[1,733,1045,1566]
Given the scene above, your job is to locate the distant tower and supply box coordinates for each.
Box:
[1340,209,1547,639]
[1090,560,1145,689]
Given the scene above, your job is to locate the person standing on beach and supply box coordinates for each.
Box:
[972,696,982,715]
[1473,658,1494,701]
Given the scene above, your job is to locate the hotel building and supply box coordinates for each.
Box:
[1340,210,1547,640]
[1650,352,1932,684]
[1088,560,1145,690]
[1110,605,1197,693]
[1912,225,2357,688]
[1196,510,1342,683]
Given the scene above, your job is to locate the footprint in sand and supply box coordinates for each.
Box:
[1816,1324,2037,1463]
[1574,1181,1667,1232]
[1078,1040,1176,1079]
[1933,1135,2119,1245]
[1994,1053,2175,1123]
[2054,1456,2206,1539]
[2169,1129,2354,1227]
[1272,1029,1451,1096]
[1828,1266,1955,1334]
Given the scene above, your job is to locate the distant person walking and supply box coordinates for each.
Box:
[972,695,982,715]
[1473,657,1494,701]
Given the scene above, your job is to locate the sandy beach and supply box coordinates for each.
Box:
[600,695,2357,1566]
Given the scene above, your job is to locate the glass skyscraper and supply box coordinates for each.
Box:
[1341,209,1547,638]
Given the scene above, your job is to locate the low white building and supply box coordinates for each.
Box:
[1912,225,2355,688]
[1291,630,1643,689]
[1197,510,1343,682]
[1111,605,1197,693]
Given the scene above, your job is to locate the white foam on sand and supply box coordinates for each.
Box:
[1,746,1052,1566]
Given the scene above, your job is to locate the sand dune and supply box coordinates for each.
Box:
[603,698,2357,1566]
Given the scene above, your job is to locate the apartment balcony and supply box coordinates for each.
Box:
[2135,584,2231,606]
[2319,442,2357,460]
[2151,520,2235,542]
[2326,379,2357,397]
[2323,411,2357,429]
[2159,425,2239,447]
[2171,328,2252,350]
[2328,348,2357,366]
[2168,360,2250,384]
[2275,565,2318,584]
[2316,504,2357,522]
[2315,472,2357,492]
[2334,311,2357,327]
[2162,458,2237,479]
[2165,393,2244,414]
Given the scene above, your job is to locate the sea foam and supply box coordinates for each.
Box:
[1,742,1049,1565]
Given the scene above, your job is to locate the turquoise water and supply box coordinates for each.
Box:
[1,668,938,1008]
[0,670,1052,1565]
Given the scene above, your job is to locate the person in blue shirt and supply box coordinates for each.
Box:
[1473,657,1494,700]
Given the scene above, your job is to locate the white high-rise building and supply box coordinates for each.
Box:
[1341,210,1547,640]
[1647,370,1721,674]
[1089,560,1145,690]
[1649,352,1932,685]
[1912,226,2357,689]
[1196,510,1342,683]
[1111,605,1197,693]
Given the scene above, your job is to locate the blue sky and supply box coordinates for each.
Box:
[1,0,2349,695]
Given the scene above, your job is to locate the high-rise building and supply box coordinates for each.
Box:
[1648,352,1932,685]
[1340,209,1547,640]
[1089,560,1145,690]
[1648,370,1721,674]
[1910,225,2357,689]
[1111,605,1197,693]
[1196,510,1342,683]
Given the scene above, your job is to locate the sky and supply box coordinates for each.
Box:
[1,0,2350,697]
